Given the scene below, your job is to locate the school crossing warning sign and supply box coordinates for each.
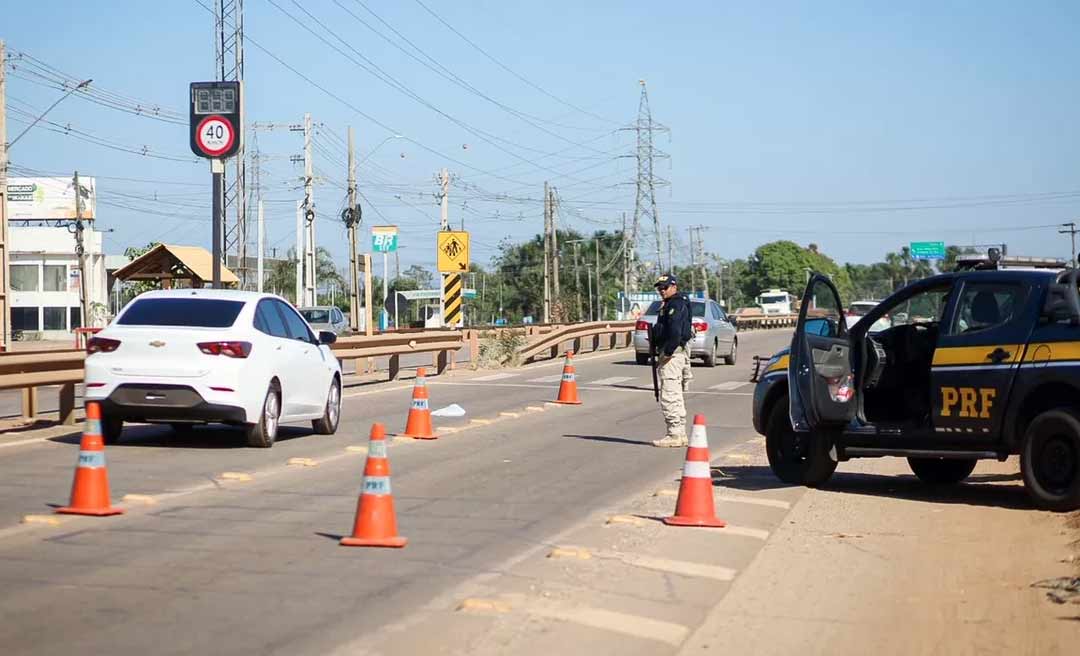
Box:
[437,231,470,273]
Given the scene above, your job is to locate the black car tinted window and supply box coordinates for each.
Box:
[275,301,314,342]
[118,298,245,328]
[255,300,289,338]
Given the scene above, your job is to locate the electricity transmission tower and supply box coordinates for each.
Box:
[621,80,669,289]
[215,0,247,287]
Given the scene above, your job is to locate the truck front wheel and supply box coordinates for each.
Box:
[1021,409,1080,512]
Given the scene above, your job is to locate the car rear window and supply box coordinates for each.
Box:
[645,301,707,317]
[118,298,245,328]
[301,309,330,323]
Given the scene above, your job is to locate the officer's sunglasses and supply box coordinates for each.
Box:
[655,284,671,291]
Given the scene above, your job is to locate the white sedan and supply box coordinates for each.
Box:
[84,290,342,447]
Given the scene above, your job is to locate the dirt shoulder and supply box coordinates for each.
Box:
[681,456,1079,656]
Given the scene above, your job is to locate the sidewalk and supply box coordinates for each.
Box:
[681,457,1079,656]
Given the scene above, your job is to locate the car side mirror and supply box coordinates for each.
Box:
[804,317,836,337]
[318,330,337,345]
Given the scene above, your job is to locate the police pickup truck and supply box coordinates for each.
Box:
[752,253,1080,510]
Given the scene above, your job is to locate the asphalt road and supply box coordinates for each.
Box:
[0,330,792,656]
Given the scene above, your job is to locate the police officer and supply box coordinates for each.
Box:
[650,273,694,447]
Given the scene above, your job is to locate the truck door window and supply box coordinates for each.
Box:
[950,284,1021,335]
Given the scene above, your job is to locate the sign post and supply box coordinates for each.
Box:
[910,241,946,261]
[189,81,243,289]
[372,226,398,328]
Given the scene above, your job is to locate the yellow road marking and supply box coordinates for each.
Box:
[548,546,592,560]
[218,472,252,482]
[457,598,512,613]
[287,457,319,467]
[21,515,62,526]
[121,494,158,506]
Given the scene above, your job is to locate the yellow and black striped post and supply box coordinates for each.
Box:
[442,273,463,327]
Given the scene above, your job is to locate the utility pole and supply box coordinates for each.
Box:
[302,113,316,306]
[698,227,709,300]
[688,226,697,292]
[216,0,247,287]
[622,81,669,280]
[256,199,264,292]
[1061,222,1078,267]
[72,172,88,326]
[346,126,360,329]
[572,241,583,320]
[439,168,449,230]
[586,263,594,322]
[667,225,674,275]
[0,40,10,350]
[621,212,630,316]
[550,186,560,304]
[542,181,551,323]
[294,201,302,305]
[595,236,601,321]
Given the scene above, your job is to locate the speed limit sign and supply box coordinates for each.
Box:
[195,115,235,158]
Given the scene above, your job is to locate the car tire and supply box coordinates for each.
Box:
[312,377,341,435]
[101,416,123,445]
[907,457,977,485]
[724,339,738,365]
[635,353,650,365]
[245,383,281,448]
[170,423,197,437]
[703,340,717,367]
[1021,409,1080,511]
[765,394,836,487]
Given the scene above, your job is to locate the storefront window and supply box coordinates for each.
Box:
[10,265,38,292]
[43,265,67,292]
[43,307,66,330]
[70,307,82,330]
[11,308,39,331]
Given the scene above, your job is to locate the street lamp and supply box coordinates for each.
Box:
[8,79,92,149]
[359,134,405,166]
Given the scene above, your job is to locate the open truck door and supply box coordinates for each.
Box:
[789,273,857,432]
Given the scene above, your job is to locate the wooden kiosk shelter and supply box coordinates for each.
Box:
[113,244,239,289]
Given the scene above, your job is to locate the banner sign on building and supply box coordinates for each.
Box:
[6,177,96,221]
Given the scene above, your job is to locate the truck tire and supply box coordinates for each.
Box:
[907,457,977,485]
[1021,409,1080,511]
[765,394,836,487]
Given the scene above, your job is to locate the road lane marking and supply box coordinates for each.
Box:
[217,472,252,482]
[709,381,751,391]
[428,381,753,396]
[526,601,689,646]
[586,376,635,386]
[592,550,737,581]
[470,418,494,425]
[499,411,521,418]
[525,406,545,412]
[471,373,519,382]
[121,494,158,506]
[527,374,563,383]
[457,598,512,613]
[548,546,593,559]
[287,457,319,467]
[714,494,791,510]
[21,515,63,526]
[346,445,368,453]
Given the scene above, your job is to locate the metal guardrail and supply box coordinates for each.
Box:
[517,321,635,362]
[330,330,465,380]
[732,314,797,331]
[0,348,86,425]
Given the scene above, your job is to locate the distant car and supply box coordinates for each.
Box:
[299,306,350,336]
[846,301,892,333]
[84,290,342,447]
[633,298,737,366]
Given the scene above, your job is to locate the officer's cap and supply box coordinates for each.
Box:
[654,273,678,289]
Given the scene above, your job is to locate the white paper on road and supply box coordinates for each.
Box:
[431,404,467,417]
[709,381,751,391]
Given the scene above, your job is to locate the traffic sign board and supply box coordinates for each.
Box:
[194,115,236,158]
[372,225,398,253]
[437,231,470,273]
[910,241,946,260]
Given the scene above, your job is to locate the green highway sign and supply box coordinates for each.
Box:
[910,241,946,260]
[372,225,398,253]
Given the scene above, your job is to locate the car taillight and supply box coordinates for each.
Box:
[635,320,650,331]
[197,341,252,358]
[86,337,121,354]
[693,321,709,333]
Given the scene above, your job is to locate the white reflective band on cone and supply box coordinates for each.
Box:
[688,425,709,448]
[415,378,426,387]
[77,451,106,469]
[412,399,428,410]
[682,460,711,479]
[362,476,391,495]
[367,441,387,459]
[86,419,102,436]
[562,373,575,382]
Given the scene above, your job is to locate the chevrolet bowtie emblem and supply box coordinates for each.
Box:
[149,340,166,348]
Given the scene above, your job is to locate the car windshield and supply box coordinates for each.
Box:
[760,294,787,304]
[301,309,330,323]
[848,304,877,316]
[118,298,245,328]
[645,301,706,317]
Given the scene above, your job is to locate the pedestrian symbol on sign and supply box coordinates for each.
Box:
[436,231,470,273]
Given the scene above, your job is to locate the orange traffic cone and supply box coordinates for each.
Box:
[554,350,582,405]
[56,402,124,517]
[664,414,725,528]
[403,368,436,439]
[341,423,408,548]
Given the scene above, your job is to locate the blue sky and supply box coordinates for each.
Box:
[6,0,1079,276]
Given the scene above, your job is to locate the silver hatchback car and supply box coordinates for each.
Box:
[633,298,738,366]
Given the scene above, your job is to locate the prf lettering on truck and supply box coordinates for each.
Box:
[940,386,997,419]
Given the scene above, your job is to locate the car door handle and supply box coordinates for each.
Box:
[986,348,1011,364]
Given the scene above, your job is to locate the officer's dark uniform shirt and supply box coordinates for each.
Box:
[653,293,693,357]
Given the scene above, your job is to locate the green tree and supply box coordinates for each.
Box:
[743,240,853,303]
